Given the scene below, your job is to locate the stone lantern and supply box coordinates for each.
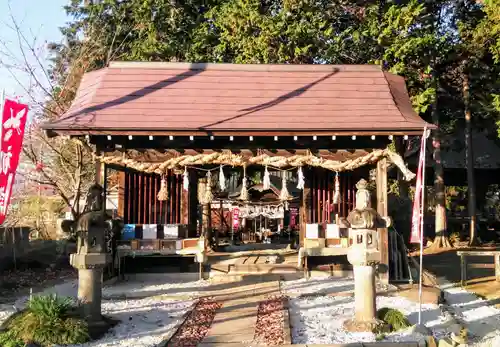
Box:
[342,179,391,332]
[67,184,112,323]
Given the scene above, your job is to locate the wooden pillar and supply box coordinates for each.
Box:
[217,199,223,247]
[300,168,311,247]
[94,149,104,185]
[495,254,500,282]
[181,173,189,225]
[117,171,125,218]
[376,158,389,284]
[198,177,213,247]
[102,164,108,213]
[188,170,198,236]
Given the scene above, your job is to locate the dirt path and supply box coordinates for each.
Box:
[0,266,76,304]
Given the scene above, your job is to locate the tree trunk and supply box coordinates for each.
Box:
[429,72,452,250]
[463,72,477,246]
[394,137,409,199]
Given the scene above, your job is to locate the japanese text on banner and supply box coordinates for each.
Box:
[0,99,29,224]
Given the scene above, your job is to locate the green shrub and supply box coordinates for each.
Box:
[376,307,411,332]
[0,330,25,347]
[28,294,73,319]
[5,294,89,346]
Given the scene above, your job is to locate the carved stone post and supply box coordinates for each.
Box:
[67,184,112,323]
[342,179,390,332]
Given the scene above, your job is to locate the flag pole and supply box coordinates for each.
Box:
[418,125,428,325]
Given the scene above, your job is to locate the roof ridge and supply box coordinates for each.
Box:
[108,61,382,72]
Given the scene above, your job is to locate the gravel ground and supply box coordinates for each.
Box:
[289,294,438,344]
[283,277,500,346]
[1,276,214,347]
[61,298,195,347]
[254,296,286,346]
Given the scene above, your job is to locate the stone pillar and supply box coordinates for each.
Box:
[353,265,376,322]
[342,179,390,333]
[78,268,103,321]
[70,253,110,322]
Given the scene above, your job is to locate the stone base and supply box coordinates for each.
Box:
[343,318,387,333]
[87,315,119,340]
[70,253,111,269]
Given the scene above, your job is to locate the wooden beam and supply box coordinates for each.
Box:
[102,164,108,213]
[376,158,389,284]
[92,135,392,151]
[300,168,311,247]
[188,170,198,237]
[181,173,189,225]
[117,171,125,218]
[57,129,428,136]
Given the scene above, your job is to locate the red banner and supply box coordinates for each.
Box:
[0,99,29,224]
[232,207,240,229]
[410,134,426,244]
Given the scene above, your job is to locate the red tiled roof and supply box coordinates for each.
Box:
[43,62,432,135]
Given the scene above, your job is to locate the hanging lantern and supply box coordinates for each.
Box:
[183,167,189,191]
[263,165,270,190]
[333,172,340,204]
[203,171,213,204]
[157,173,169,201]
[297,167,305,190]
[239,166,249,201]
[219,165,226,191]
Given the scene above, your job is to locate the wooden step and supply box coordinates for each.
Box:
[227,264,301,274]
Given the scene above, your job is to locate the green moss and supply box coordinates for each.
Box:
[376,307,411,332]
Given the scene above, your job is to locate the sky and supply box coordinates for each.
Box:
[0,0,68,98]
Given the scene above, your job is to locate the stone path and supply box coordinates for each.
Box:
[199,276,281,346]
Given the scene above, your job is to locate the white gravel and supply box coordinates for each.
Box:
[283,277,500,345]
[288,290,439,344]
[281,276,355,297]
[1,275,213,347]
[62,298,195,347]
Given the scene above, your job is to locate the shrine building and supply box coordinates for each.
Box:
[42,62,432,282]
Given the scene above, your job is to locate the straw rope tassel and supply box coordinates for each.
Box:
[239,166,249,201]
[219,165,226,191]
[157,173,169,201]
[333,172,340,204]
[183,167,189,191]
[297,166,305,190]
[280,173,290,201]
[263,165,270,190]
[204,171,213,204]
[280,173,290,210]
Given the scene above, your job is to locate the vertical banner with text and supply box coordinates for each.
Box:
[0,99,29,225]
[410,134,426,244]
[232,207,240,230]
